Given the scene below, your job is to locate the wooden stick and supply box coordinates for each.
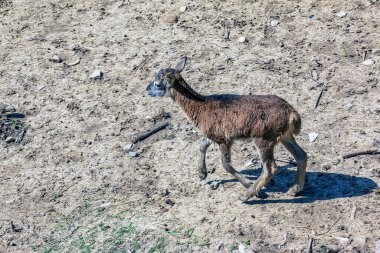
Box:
[314,217,341,236]
[342,150,380,159]
[131,122,169,144]
[314,85,326,109]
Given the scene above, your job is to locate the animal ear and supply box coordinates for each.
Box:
[175,56,187,72]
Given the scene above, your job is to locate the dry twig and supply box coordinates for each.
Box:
[131,122,169,144]
[314,85,326,109]
[314,216,341,236]
[342,150,380,159]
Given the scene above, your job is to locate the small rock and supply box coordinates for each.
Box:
[362,59,374,65]
[270,19,279,27]
[224,30,230,40]
[216,242,224,251]
[127,151,138,157]
[179,6,187,12]
[346,102,353,110]
[335,236,350,244]
[10,79,18,86]
[165,199,175,206]
[50,55,62,63]
[337,224,345,230]
[123,143,133,152]
[210,181,221,190]
[238,243,246,253]
[336,11,347,18]
[320,245,340,253]
[90,70,103,79]
[67,59,80,66]
[166,15,178,24]
[309,132,318,142]
[37,85,45,91]
[5,137,15,143]
[238,36,246,43]
[99,202,112,208]
[167,47,176,55]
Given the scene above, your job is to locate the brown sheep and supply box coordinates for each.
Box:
[146,57,307,202]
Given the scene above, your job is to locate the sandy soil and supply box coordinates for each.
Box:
[1,0,380,252]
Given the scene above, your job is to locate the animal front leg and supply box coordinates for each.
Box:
[220,144,252,188]
[198,137,212,180]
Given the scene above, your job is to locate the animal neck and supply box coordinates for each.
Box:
[169,78,206,123]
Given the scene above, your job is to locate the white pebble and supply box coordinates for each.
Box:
[50,55,62,63]
[10,79,18,86]
[90,70,103,79]
[335,237,350,244]
[346,102,353,110]
[270,19,279,27]
[336,11,347,18]
[238,244,246,253]
[238,36,246,43]
[180,6,187,12]
[123,143,133,152]
[128,151,138,157]
[37,85,45,91]
[309,132,318,142]
[210,180,221,190]
[362,59,374,65]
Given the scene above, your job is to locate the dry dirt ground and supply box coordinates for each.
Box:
[1,0,380,252]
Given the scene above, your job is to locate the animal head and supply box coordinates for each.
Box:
[146,57,187,97]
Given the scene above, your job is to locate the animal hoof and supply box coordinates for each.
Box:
[239,194,251,202]
[256,191,268,199]
[198,172,207,180]
[287,184,302,196]
[242,182,252,189]
[239,189,256,202]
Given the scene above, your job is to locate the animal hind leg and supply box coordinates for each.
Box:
[220,143,252,188]
[281,136,307,196]
[198,137,212,180]
[241,140,277,202]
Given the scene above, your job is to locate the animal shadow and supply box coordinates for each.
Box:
[208,164,378,204]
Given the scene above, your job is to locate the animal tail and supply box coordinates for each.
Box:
[289,111,302,135]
